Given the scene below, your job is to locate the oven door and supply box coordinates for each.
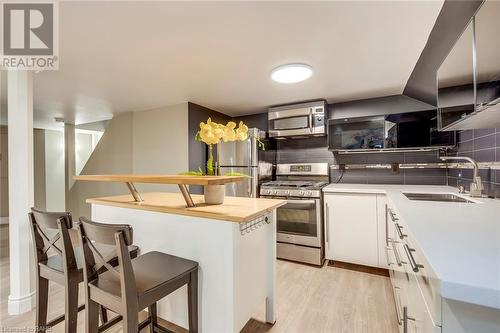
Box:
[273,197,322,247]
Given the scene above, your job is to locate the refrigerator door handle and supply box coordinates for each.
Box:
[248,135,253,167]
[248,166,252,197]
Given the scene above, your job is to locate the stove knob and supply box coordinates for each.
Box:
[305,191,312,197]
[298,190,304,196]
[272,190,278,195]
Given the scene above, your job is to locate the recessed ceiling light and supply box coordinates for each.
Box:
[271,63,313,83]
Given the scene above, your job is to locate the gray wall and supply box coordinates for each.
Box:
[0,126,8,218]
[34,129,46,211]
[331,95,434,119]
[447,128,500,197]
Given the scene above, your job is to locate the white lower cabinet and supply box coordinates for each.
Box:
[407,273,440,333]
[324,192,387,268]
[325,189,499,333]
[387,206,441,333]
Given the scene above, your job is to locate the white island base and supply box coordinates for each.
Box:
[91,203,277,333]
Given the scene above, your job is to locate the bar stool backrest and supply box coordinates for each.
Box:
[29,208,76,271]
[76,217,138,310]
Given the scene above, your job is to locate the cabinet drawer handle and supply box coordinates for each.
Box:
[385,246,393,266]
[385,205,389,246]
[404,244,424,272]
[395,223,407,239]
[403,306,416,333]
[325,202,329,244]
[388,208,399,221]
[391,240,403,267]
[393,287,403,325]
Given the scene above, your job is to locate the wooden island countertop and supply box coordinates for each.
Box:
[87,192,286,223]
[74,174,247,185]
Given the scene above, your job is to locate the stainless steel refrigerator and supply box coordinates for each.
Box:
[217,128,273,198]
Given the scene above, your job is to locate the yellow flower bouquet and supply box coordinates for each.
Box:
[194,118,250,176]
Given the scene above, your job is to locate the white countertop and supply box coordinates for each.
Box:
[323,184,500,309]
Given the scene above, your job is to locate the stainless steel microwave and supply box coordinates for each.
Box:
[268,101,327,138]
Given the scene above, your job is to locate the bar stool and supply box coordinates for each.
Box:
[76,217,199,333]
[29,208,138,332]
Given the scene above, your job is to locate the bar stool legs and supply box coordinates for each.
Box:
[188,270,198,333]
[148,303,158,333]
[86,298,100,333]
[36,276,49,332]
[65,278,79,333]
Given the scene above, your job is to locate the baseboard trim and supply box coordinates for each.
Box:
[8,290,36,315]
[0,217,8,225]
[328,260,389,277]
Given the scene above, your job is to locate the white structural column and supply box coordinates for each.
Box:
[64,122,75,209]
[7,70,36,314]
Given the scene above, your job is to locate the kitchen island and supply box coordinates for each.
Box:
[85,191,286,333]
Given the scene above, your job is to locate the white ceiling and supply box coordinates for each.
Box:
[0,1,444,129]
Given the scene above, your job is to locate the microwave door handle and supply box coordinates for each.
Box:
[309,108,313,133]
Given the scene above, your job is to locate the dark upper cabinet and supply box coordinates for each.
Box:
[437,22,474,129]
[475,1,500,107]
[328,110,455,152]
[437,0,500,131]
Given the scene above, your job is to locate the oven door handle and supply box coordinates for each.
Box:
[284,199,318,205]
[263,196,318,204]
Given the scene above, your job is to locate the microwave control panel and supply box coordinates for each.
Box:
[312,107,325,129]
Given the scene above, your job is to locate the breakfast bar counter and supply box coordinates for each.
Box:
[85,191,286,333]
[86,192,285,223]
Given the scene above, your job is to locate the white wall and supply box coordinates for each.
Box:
[67,102,189,219]
[1,127,48,219]
[132,104,189,192]
[75,132,94,175]
[44,130,65,211]
[33,129,46,211]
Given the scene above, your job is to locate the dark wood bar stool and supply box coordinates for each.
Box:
[76,217,199,333]
[29,208,139,332]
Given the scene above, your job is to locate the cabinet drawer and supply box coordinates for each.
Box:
[387,207,441,327]
[325,193,379,267]
[401,236,442,327]
[405,271,441,333]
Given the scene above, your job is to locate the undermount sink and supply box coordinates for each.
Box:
[403,192,475,203]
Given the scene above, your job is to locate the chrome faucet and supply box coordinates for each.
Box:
[441,156,483,197]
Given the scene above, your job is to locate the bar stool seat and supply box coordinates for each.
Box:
[41,245,138,275]
[77,218,199,333]
[90,251,198,309]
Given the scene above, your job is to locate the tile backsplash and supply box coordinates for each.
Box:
[276,137,447,186]
[240,110,499,191]
[447,128,500,197]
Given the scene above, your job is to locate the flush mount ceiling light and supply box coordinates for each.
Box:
[271,63,313,83]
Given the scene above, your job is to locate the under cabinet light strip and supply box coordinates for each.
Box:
[330,162,500,171]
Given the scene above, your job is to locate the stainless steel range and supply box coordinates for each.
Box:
[260,163,329,266]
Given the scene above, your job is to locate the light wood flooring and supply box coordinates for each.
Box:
[0,225,398,333]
